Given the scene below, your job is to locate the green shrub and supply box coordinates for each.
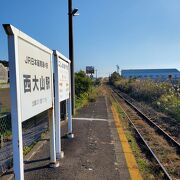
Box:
[157,94,180,120]
[75,70,99,111]
[75,70,93,97]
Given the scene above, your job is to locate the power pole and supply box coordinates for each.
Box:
[68,0,78,115]
[95,69,97,79]
[116,65,119,74]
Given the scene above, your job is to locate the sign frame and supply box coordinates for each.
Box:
[53,50,73,159]
[3,24,58,180]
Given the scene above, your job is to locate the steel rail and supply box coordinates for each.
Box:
[111,91,172,180]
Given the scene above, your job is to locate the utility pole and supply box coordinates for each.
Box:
[95,69,97,79]
[68,0,78,115]
[116,65,120,74]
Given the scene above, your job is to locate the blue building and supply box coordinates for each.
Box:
[121,69,180,80]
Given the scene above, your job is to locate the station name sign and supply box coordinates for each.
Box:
[54,51,70,102]
[4,24,53,122]
[4,24,58,180]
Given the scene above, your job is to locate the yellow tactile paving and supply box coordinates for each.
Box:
[111,106,143,180]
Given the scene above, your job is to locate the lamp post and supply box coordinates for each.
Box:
[95,69,98,79]
[116,65,120,74]
[68,0,79,115]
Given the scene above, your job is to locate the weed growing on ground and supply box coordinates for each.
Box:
[23,144,35,155]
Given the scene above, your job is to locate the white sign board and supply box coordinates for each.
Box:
[58,57,70,101]
[18,39,53,121]
[6,25,53,121]
[54,51,70,102]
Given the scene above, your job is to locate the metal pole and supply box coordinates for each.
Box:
[67,63,74,138]
[68,0,75,115]
[49,53,59,167]
[67,97,72,134]
[48,108,59,167]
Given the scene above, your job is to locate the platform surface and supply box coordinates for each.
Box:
[5,96,131,180]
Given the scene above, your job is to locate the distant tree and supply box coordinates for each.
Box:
[75,70,93,97]
[94,77,102,86]
[109,71,121,84]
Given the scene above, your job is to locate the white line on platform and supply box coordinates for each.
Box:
[72,117,110,122]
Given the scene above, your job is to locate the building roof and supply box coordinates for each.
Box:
[121,69,179,74]
[0,60,8,67]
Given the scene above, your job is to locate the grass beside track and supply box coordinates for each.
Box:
[75,86,99,113]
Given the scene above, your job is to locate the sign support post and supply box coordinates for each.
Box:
[7,30,24,180]
[49,53,59,166]
[67,63,74,138]
[48,108,59,166]
[54,52,64,159]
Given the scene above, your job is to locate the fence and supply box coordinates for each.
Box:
[0,113,11,148]
[0,111,49,176]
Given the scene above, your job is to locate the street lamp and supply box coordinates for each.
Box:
[72,8,79,16]
[68,0,79,115]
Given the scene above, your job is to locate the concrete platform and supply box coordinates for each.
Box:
[3,96,131,180]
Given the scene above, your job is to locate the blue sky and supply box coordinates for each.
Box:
[0,0,180,76]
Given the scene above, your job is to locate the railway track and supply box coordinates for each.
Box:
[110,87,180,180]
[117,90,180,144]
